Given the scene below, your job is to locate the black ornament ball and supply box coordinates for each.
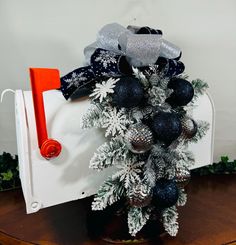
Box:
[112,77,144,108]
[166,78,194,107]
[153,179,179,208]
[152,112,182,144]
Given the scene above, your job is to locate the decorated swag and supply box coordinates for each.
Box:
[60,23,209,237]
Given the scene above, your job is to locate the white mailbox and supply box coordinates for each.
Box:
[14,87,214,214]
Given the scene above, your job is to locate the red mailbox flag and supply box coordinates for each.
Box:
[30,68,62,159]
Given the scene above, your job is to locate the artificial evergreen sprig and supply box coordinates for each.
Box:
[0,152,20,191]
[128,207,152,237]
[92,177,125,210]
[177,188,187,206]
[162,206,179,236]
[90,136,129,170]
[82,104,103,129]
[191,79,209,98]
[191,120,210,143]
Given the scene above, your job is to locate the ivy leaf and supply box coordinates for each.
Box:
[1,170,13,181]
[221,156,229,164]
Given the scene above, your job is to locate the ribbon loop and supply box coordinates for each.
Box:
[61,23,184,100]
[119,33,162,67]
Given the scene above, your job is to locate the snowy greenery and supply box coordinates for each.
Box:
[92,177,125,210]
[162,206,179,236]
[82,66,209,237]
[128,207,152,236]
[177,188,187,206]
[82,104,102,129]
[191,79,209,98]
[89,136,129,170]
[191,120,210,143]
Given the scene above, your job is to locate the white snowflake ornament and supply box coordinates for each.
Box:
[102,107,132,137]
[112,160,145,189]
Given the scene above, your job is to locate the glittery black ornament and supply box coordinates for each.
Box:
[166,78,194,107]
[112,77,144,108]
[152,112,182,144]
[152,179,179,208]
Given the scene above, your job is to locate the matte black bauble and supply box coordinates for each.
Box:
[152,111,182,144]
[166,78,194,107]
[153,179,179,208]
[112,77,144,108]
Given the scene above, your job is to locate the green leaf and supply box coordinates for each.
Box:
[221,155,229,164]
[1,170,13,181]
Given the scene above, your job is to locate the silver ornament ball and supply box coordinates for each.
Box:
[175,166,191,188]
[125,123,154,153]
[128,184,152,208]
[181,116,198,139]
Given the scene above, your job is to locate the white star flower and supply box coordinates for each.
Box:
[90,78,118,103]
[112,160,145,189]
[102,107,131,137]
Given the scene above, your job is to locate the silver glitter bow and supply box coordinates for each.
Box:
[84,23,181,67]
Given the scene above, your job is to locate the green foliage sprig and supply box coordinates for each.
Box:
[192,156,236,176]
[0,152,21,191]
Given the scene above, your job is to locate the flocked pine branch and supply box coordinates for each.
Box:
[147,145,166,180]
[162,206,179,236]
[176,146,195,169]
[148,145,179,179]
[92,177,125,210]
[82,104,102,129]
[128,207,151,237]
[177,188,187,206]
[191,120,210,143]
[143,158,157,188]
[191,79,209,99]
[90,136,129,170]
